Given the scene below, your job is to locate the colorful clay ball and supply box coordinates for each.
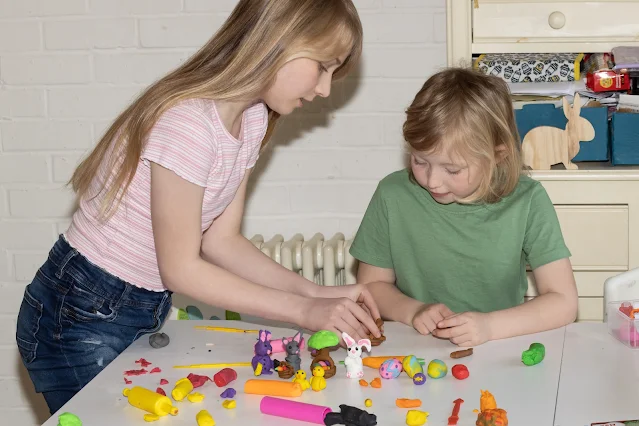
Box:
[426,359,448,379]
[402,355,423,378]
[379,358,403,379]
[451,364,469,380]
[412,372,426,385]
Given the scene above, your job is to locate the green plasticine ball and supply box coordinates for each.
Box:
[522,342,545,366]
[426,359,447,379]
[57,412,82,426]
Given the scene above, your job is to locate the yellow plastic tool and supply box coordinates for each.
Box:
[122,386,178,420]
[171,378,194,401]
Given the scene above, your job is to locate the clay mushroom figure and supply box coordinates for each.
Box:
[308,330,339,379]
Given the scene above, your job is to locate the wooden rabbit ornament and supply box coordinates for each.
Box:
[521,93,595,170]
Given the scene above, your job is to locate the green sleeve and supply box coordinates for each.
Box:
[349,184,393,269]
[523,184,572,270]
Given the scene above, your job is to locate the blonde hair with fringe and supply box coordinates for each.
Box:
[70,0,362,220]
[403,67,523,204]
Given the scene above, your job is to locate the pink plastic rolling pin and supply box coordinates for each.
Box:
[267,337,306,354]
[260,396,331,424]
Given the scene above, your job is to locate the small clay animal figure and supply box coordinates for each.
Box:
[342,332,371,379]
[324,404,378,426]
[282,330,303,372]
[251,330,274,375]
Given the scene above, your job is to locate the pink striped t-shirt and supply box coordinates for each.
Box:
[65,99,268,291]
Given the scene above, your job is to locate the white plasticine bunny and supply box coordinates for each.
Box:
[342,332,371,379]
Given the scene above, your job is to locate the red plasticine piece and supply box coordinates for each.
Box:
[135,358,152,367]
[149,367,162,373]
[156,387,166,396]
[124,378,132,384]
[448,398,464,426]
[187,373,211,388]
[124,369,148,376]
[160,379,169,385]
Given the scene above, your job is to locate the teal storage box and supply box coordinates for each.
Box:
[611,112,639,165]
[514,103,609,162]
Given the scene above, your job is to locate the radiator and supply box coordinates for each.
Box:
[250,233,358,286]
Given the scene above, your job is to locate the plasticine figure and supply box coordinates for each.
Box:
[342,331,371,379]
[292,370,310,391]
[310,365,326,392]
[251,330,274,375]
[282,330,303,372]
[324,404,378,426]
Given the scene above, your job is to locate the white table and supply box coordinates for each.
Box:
[43,320,566,426]
[554,322,639,426]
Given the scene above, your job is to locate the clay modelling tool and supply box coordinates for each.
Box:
[195,326,258,333]
[448,398,464,425]
[173,362,251,369]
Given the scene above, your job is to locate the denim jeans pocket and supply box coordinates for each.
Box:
[61,282,117,324]
[16,287,44,364]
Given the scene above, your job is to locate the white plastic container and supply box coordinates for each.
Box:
[607,299,639,348]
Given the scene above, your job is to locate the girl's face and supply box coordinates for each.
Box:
[410,149,482,205]
[262,53,347,115]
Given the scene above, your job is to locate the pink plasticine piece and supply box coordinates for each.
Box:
[149,367,161,374]
[124,369,147,376]
[269,336,306,354]
[160,379,169,385]
[260,396,331,424]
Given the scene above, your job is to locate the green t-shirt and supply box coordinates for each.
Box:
[350,169,571,313]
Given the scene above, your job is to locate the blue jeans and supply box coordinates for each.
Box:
[16,235,172,415]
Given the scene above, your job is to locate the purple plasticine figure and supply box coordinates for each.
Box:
[251,330,274,375]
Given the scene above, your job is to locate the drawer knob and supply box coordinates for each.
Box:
[548,11,566,29]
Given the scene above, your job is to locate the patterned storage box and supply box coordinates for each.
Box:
[474,53,584,83]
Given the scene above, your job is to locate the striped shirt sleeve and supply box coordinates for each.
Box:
[142,102,215,187]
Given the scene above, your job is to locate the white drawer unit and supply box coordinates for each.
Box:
[447,0,639,62]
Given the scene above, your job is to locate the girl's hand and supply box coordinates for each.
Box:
[301,295,380,344]
[412,303,455,335]
[432,311,493,347]
[313,284,382,332]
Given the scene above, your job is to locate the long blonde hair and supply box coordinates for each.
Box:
[403,67,523,204]
[71,0,362,219]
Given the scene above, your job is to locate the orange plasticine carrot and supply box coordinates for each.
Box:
[362,356,407,369]
[244,380,302,397]
[396,398,422,408]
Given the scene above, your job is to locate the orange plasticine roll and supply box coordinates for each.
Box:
[396,398,422,408]
[244,379,303,397]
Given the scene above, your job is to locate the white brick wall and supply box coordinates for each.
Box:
[0,0,446,423]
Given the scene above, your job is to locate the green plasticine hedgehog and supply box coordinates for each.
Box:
[521,343,545,366]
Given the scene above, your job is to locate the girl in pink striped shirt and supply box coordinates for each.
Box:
[17,0,381,415]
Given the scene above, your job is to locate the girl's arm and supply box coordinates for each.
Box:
[357,261,423,325]
[200,169,321,299]
[151,163,308,323]
[486,257,578,339]
[151,163,380,339]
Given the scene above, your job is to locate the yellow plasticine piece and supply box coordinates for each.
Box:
[365,399,372,407]
[196,410,216,426]
[123,386,178,418]
[406,410,429,426]
[187,392,205,403]
[254,362,263,376]
[222,399,237,409]
[171,378,194,401]
[143,414,160,422]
